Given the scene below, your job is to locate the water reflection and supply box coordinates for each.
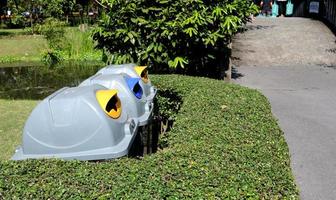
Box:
[0,63,104,99]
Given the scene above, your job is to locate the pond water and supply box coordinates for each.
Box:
[0,63,104,99]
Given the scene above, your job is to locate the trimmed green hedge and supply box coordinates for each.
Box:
[0,75,298,199]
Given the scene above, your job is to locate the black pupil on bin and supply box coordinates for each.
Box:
[133,83,141,93]
[106,95,118,112]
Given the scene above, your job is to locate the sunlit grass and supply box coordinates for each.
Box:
[0,34,46,58]
[0,27,102,64]
[0,99,38,160]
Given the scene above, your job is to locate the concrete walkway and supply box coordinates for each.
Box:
[233,18,336,200]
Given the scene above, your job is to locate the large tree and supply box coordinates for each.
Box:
[61,0,76,23]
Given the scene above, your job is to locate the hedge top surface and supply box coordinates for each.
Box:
[0,75,298,199]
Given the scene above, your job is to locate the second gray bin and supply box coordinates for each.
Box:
[93,64,157,155]
[12,85,139,161]
[80,74,153,126]
[97,64,157,103]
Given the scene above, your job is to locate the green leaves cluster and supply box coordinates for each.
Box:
[38,18,67,66]
[38,18,67,50]
[5,0,77,28]
[37,18,102,66]
[93,0,258,72]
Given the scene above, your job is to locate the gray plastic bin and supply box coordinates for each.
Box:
[97,64,157,103]
[12,84,139,161]
[80,74,153,126]
[96,64,157,156]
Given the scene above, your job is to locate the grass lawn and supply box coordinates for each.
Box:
[0,29,47,62]
[0,99,38,160]
[0,28,102,65]
[0,75,299,198]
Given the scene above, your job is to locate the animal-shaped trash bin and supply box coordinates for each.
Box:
[12,84,139,161]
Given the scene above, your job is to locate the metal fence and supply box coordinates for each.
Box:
[324,0,336,28]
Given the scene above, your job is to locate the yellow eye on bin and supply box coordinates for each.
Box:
[134,66,149,83]
[96,90,122,119]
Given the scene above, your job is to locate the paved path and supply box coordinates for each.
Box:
[233,18,336,200]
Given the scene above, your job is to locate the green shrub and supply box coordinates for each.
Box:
[38,18,67,50]
[8,15,28,28]
[38,22,102,64]
[0,75,298,199]
[41,49,65,66]
[93,0,258,73]
[62,28,102,61]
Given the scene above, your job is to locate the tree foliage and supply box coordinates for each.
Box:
[93,0,258,74]
[0,0,8,14]
[38,18,66,50]
[5,0,77,28]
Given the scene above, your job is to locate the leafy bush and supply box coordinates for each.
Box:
[0,75,298,199]
[37,20,102,64]
[93,0,258,75]
[38,18,67,50]
[41,49,65,66]
[8,15,28,28]
[62,28,102,61]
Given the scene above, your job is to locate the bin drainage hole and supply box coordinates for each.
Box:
[128,89,183,158]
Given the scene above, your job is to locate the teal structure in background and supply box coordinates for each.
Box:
[272,1,279,17]
[286,0,294,15]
